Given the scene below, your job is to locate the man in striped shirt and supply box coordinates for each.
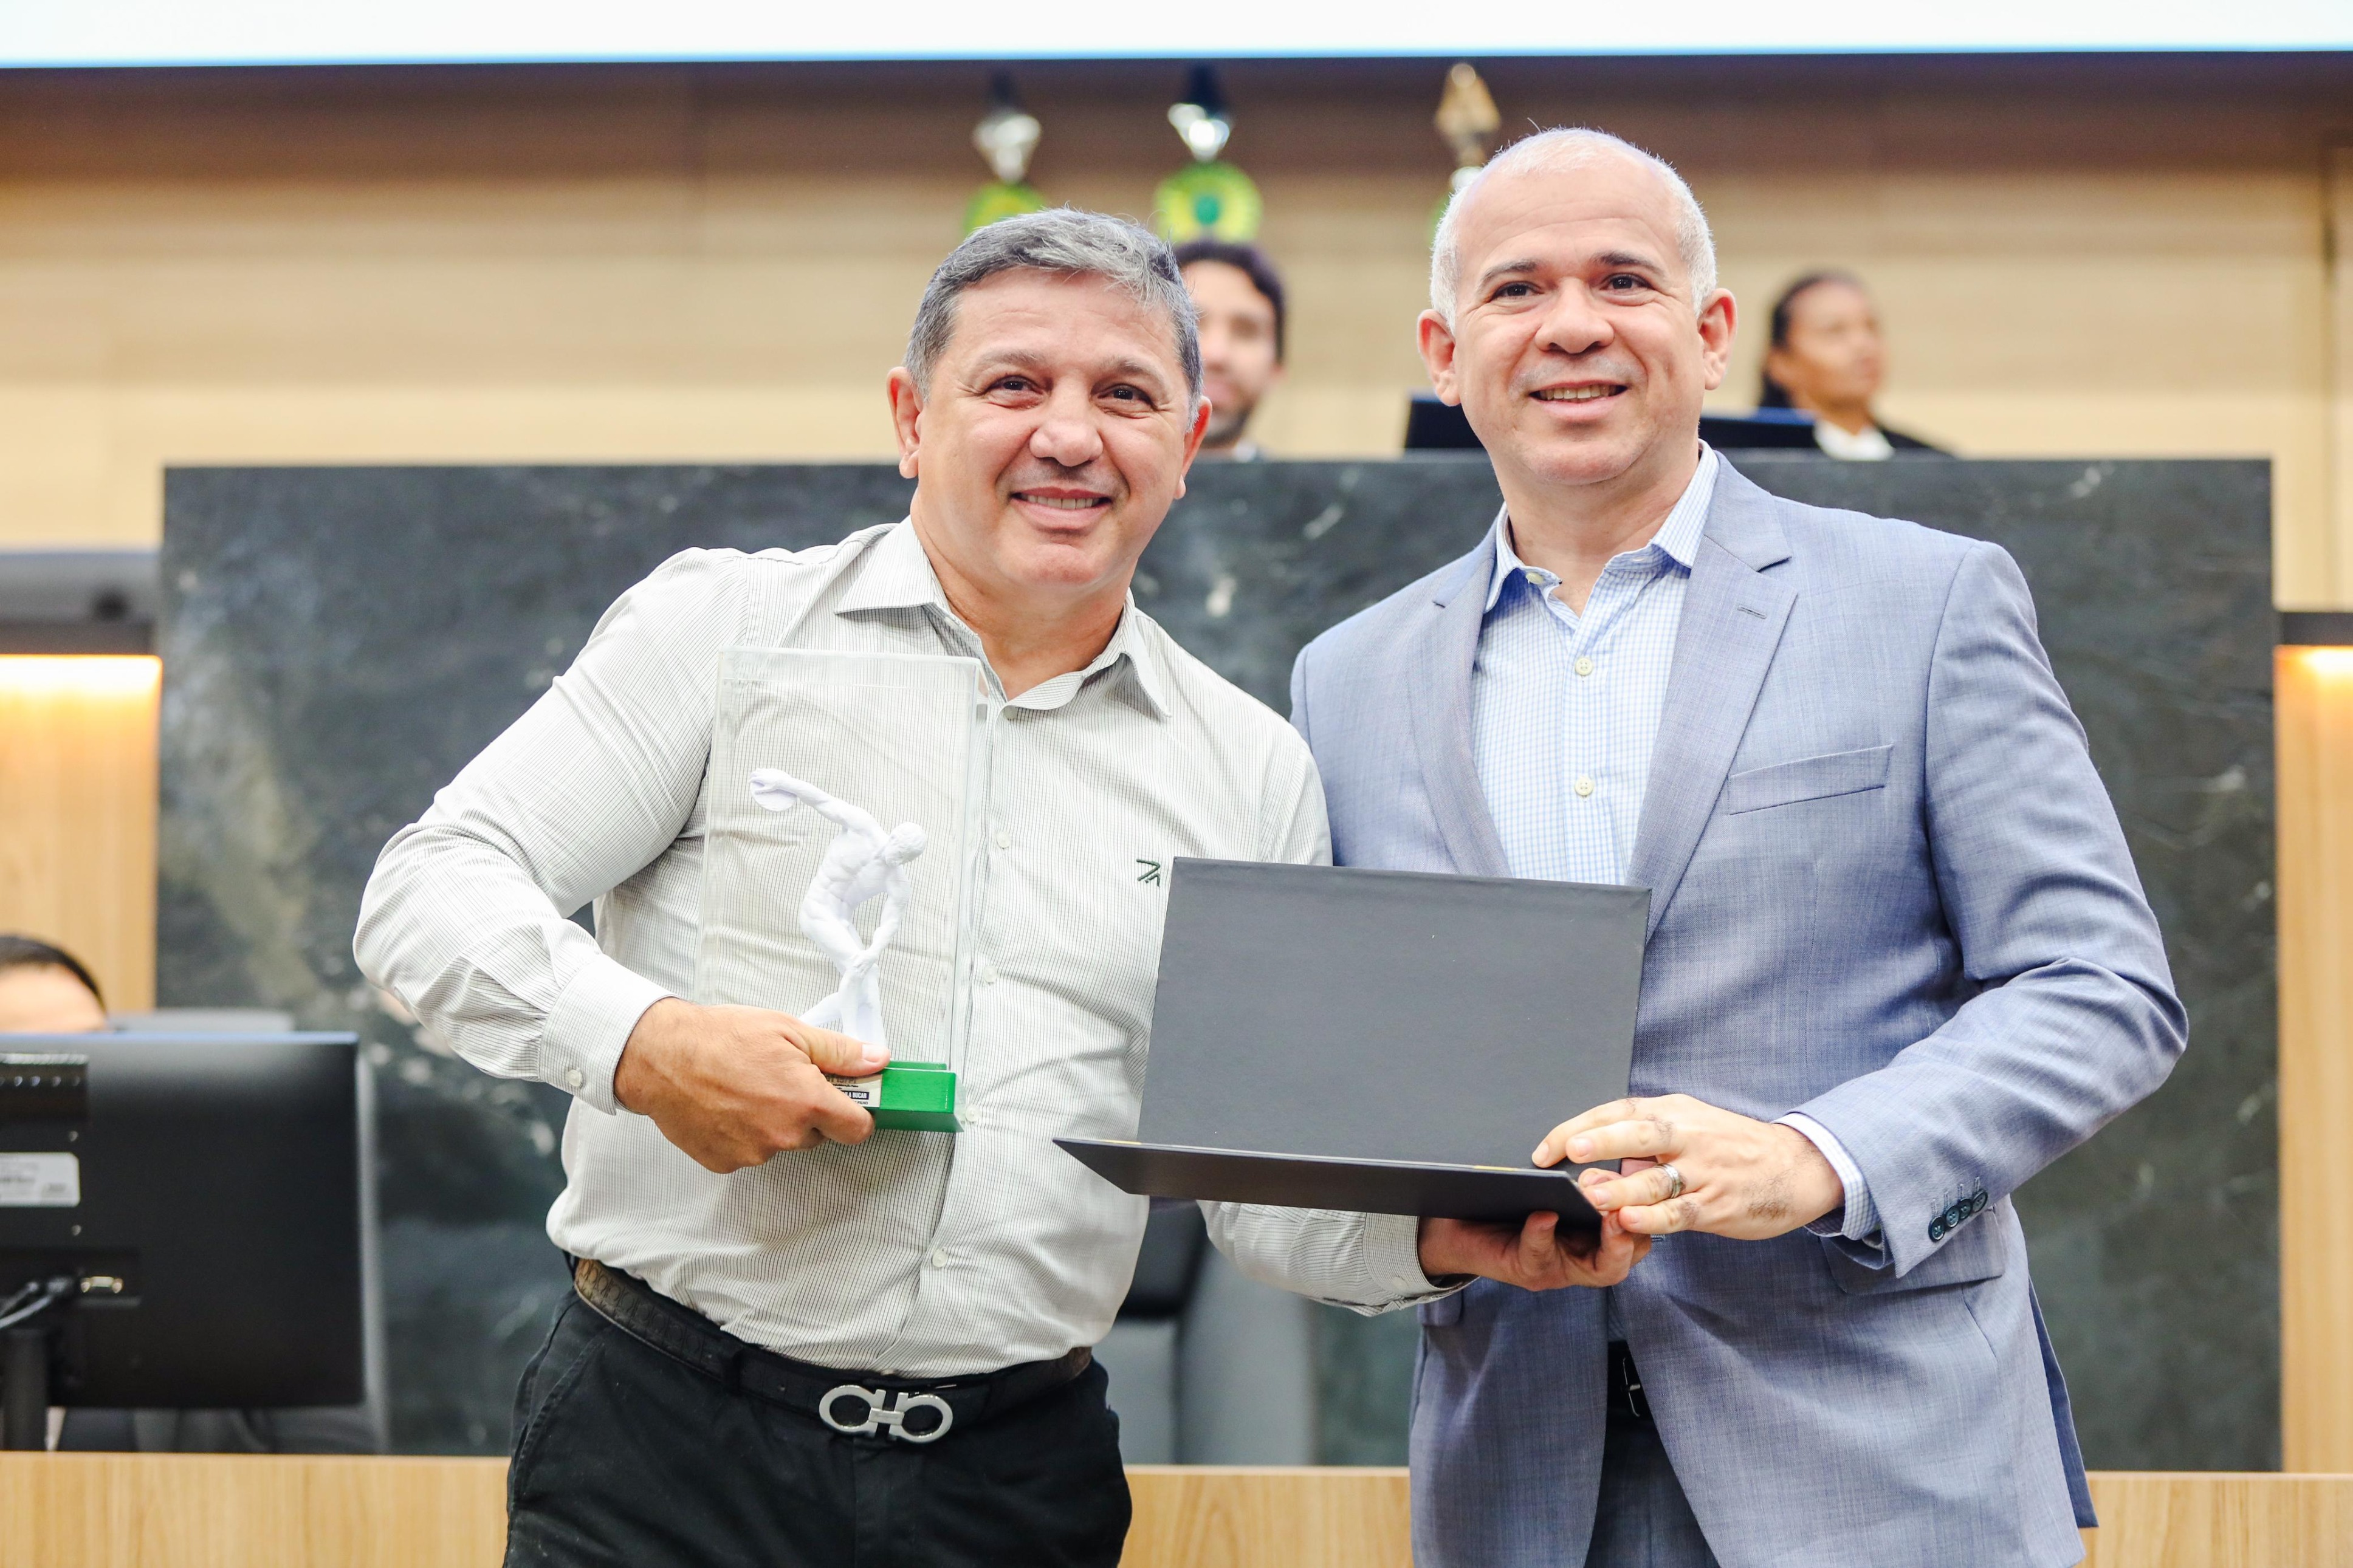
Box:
[356,210,1330,1567]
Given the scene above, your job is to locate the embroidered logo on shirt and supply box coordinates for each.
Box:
[1136,859,1163,886]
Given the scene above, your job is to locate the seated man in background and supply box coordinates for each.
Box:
[357,209,1331,1568]
[1758,270,1943,458]
[0,930,380,1456]
[0,935,109,1032]
[1175,239,1286,459]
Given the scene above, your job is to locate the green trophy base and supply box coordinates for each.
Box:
[829,1062,961,1133]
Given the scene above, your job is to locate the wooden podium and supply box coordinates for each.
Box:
[2,1456,2348,1567]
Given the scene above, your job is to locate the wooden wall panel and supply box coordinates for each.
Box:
[2278,646,2353,1471]
[1125,1466,1412,1568]
[2332,145,2353,608]
[2083,1473,2353,1568]
[0,59,2343,603]
[0,656,157,1010]
[0,1454,507,1568]
[2,1459,2348,1567]
[2278,145,2353,1476]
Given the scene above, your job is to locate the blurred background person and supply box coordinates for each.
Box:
[1759,270,1943,459]
[0,934,110,1033]
[1176,239,1286,459]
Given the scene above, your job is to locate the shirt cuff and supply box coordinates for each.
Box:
[542,954,673,1115]
[1362,1211,1468,1305]
[1779,1112,1880,1242]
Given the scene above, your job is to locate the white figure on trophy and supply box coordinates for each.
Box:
[748,768,928,1050]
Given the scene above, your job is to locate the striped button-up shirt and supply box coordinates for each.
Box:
[1470,448,1875,1242]
[1472,451,1717,888]
[355,519,1384,1375]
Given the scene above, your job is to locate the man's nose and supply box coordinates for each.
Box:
[1031,385,1105,467]
[1534,289,1612,359]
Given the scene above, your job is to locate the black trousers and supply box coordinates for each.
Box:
[504,1297,1131,1568]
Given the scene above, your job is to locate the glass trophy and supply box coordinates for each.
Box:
[695,647,984,1132]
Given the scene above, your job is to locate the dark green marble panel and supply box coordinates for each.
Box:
[159,455,2273,1466]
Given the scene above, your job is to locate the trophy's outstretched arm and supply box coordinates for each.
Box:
[749,768,884,839]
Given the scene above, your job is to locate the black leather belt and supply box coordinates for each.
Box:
[572,1257,1091,1444]
[1608,1339,1652,1422]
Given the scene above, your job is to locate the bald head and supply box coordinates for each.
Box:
[1412,123,1737,514]
[1431,128,1716,324]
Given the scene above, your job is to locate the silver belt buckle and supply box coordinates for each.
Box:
[819,1383,955,1443]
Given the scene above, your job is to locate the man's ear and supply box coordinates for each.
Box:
[1695,290,1738,395]
[1173,394,1212,499]
[886,367,924,479]
[1417,310,1462,406]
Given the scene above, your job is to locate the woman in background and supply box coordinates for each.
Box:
[1760,270,1944,459]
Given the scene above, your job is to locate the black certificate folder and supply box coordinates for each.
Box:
[1056,859,1649,1225]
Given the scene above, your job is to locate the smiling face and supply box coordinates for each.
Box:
[1420,152,1733,504]
[890,269,1206,621]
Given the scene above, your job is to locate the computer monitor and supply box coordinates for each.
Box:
[0,1032,369,1449]
[1402,391,1834,454]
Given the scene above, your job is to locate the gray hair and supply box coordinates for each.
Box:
[905,208,1202,405]
[1430,128,1718,325]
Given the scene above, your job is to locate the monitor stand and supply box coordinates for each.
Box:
[0,1275,73,1450]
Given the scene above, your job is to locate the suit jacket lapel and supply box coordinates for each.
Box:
[1404,536,1510,880]
[1629,465,1796,937]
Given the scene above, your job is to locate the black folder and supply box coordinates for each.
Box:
[1057,858,1648,1227]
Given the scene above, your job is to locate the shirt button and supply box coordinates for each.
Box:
[1575,656,1595,677]
[930,1248,950,1270]
[1524,569,1544,587]
[564,1067,585,1089]
[1574,776,1595,798]
[995,828,1012,851]
[977,960,998,986]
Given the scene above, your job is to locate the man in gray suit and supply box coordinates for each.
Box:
[1209,129,2183,1566]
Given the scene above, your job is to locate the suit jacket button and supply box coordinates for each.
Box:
[1929,1219,1946,1241]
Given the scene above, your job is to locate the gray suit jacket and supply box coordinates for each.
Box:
[1290,460,2184,1567]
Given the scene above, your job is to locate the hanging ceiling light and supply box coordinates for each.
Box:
[964,72,1046,235]
[1154,65,1261,243]
[1435,62,1502,196]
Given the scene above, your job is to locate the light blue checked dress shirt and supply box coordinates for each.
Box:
[1469,447,1878,1246]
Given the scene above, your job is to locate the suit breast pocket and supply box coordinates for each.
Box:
[1722,744,1893,816]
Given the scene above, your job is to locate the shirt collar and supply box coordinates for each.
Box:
[1484,444,1718,612]
[836,518,947,615]
[1812,421,1894,461]
[836,518,1170,720]
[1042,600,1170,720]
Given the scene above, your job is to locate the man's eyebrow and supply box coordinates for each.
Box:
[1474,250,1672,292]
[967,348,1054,376]
[966,349,1175,393]
[1098,356,1174,389]
[1474,256,1544,290]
